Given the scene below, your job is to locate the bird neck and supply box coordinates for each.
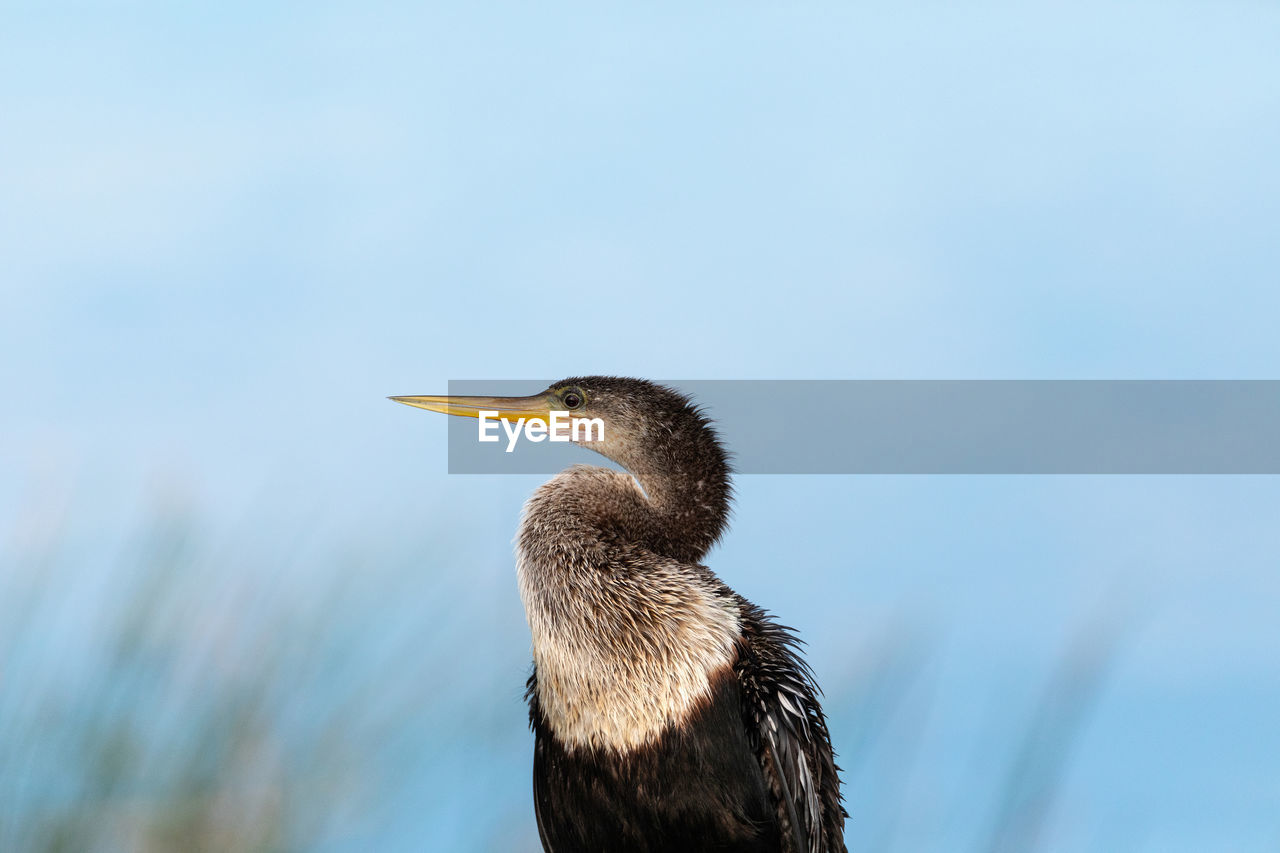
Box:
[622,430,731,564]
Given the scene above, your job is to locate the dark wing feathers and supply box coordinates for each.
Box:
[735,599,848,853]
[526,673,557,853]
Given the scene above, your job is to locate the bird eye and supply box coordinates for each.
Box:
[562,390,584,409]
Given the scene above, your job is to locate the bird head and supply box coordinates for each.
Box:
[390,376,726,478]
[393,376,733,559]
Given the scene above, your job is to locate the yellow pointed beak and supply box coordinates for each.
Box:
[388,393,554,422]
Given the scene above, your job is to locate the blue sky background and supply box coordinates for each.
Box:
[3,2,1279,850]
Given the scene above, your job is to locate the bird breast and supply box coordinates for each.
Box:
[515,469,743,754]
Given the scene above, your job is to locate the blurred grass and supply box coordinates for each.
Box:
[983,622,1123,853]
[0,497,471,852]
[0,495,1120,852]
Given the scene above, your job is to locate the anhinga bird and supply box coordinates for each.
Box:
[392,377,846,852]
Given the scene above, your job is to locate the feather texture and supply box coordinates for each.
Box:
[480,377,846,851]
[734,601,848,853]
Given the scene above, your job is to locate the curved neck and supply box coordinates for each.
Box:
[617,424,732,564]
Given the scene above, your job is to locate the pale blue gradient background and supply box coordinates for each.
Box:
[3,2,1279,851]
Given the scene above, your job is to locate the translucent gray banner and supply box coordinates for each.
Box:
[432,380,1280,474]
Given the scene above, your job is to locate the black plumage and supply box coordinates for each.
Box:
[394,377,846,852]
[528,603,845,853]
